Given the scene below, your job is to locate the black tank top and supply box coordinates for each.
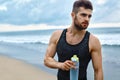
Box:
[56,29,91,80]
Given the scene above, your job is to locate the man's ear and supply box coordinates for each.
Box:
[71,12,75,19]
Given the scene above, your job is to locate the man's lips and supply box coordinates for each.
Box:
[82,22,88,25]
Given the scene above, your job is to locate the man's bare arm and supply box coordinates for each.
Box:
[44,31,61,69]
[90,35,104,80]
[44,30,74,70]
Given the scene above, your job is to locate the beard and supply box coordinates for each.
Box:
[74,16,88,31]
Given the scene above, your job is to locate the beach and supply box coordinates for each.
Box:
[0,28,120,80]
[0,55,56,80]
[0,44,120,80]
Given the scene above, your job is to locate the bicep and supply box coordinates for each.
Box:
[45,35,57,58]
[91,47,102,71]
[44,30,62,62]
[46,42,57,58]
[90,36,102,71]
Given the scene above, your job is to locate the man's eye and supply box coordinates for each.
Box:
[89,15,92,18]
[81,13,87,17]
[80,13,92,18]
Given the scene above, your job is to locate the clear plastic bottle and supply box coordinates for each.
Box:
[70,55,79,80]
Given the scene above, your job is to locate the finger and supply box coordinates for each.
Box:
[60,63,70,71]
[67,60,75,65]
[64,65,70,71]
[64,61,75,70]
[66,60,76,68]
[61,62,71,70]
[65,62,72,67]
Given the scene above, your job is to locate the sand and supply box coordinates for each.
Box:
[0,56,56,80]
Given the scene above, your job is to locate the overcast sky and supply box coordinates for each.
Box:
[0,0,120,26]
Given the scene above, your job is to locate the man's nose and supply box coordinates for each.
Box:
[85,16,90,21]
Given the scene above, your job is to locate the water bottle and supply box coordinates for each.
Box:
[70,55,79,80]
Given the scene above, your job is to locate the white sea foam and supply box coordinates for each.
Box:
[0,27,120,46]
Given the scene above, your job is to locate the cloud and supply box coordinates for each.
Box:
[28,7,42,21]
[11,0,32,9]
[13,0,31,4]
[49,0,57,3]
[0,5,7,11]
[0,24,68,32]
[96,0,108,5]
[91,0,120,23]
[89,23,120,28]
[0,0,119,25]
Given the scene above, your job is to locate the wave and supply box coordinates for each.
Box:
[104,57,120,66]
[0,27,120,46]
[100,40,120,47]
[0,40,48,45]
[102,44,120,47]
[0,33,120,46]
[23,41,48,45]
[0,35,50,45]
[1,40,120,47]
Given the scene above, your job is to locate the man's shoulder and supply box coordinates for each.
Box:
[90,34,99,41]
[89,33,101,48]
[52,29,64,37]
[53,29,63,34]
[88,33,101,54]
[50,29,64,42]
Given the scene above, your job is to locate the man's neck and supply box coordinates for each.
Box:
[68,26,86,36]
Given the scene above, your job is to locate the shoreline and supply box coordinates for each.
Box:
[0,55,56,80]
[0,42,120,80]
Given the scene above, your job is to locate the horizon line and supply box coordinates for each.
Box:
[0,22,120,32]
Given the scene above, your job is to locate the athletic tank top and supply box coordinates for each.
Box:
[56,29,91,80]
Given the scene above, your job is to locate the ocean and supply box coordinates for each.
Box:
[0,27,120,80]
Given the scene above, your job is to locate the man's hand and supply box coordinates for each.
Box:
[59,60,75,71]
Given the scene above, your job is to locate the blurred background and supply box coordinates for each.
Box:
[0,0,120,80]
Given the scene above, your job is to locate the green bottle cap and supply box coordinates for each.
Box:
[71,55,79,62]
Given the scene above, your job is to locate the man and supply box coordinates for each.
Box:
[44,0,103,80]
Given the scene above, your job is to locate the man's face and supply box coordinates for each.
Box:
[73,7,92,30]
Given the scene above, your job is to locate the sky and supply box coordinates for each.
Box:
[0,0,120,31]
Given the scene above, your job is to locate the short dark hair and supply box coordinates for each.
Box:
[72,0,93,14]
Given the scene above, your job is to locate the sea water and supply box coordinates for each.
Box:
[0,27,120,80]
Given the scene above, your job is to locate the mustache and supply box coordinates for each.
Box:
[82,21,89,24]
